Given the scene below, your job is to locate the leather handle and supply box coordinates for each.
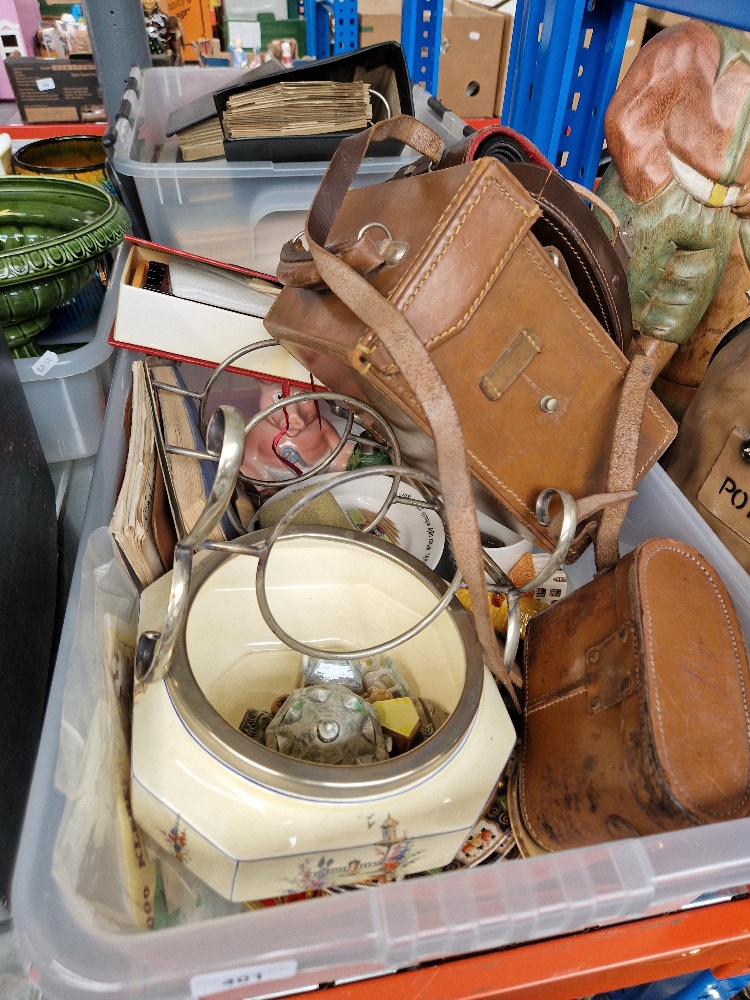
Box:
[278,116,445,289]
[568,180,621,245]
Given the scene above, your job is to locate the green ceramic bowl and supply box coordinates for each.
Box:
[0,176,130,357]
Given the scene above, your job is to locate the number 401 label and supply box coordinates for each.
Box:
[191,961,298,1000]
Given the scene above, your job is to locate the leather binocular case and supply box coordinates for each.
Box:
[663,325,750,574]
[514,537,750,853]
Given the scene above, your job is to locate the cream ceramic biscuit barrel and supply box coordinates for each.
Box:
[131,526,515,902]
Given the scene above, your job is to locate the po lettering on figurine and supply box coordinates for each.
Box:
[240,379,354,482]
[597,20,750,418]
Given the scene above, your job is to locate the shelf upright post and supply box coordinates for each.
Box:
[502,0,750,191]
[82,0,152,125]
[501,0,633,189]
[303,0,358,59]
[401,0,444,99]
[330,0,359,53]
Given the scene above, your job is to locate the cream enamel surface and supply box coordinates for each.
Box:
[132,538,515,900]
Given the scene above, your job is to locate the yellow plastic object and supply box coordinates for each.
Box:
[374,697,420,750]
[456,590,548,638]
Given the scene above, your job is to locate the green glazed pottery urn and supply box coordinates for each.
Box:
[0,176,130,357]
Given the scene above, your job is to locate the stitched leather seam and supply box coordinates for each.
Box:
[520,240,674,477]
[536,194,610,299]
[641,545,750,816]
[420,179,534,348]
[526,687,584,715]
[405,178,491,311]
[535,206,610,331]
[364,166,534,368]
[519,328,540,351]
[386,165,491,306]
[635,414,673,480]
[468,449,536,514]
[521,651,553,847]
[521,240,623,373]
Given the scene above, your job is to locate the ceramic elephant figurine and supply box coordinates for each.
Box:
[597,19,750,419]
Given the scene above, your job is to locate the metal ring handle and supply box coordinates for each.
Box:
[238,392,401,529]
[254,465,463,662]
[197,340,294,442]
[357,221,393,242]
[135,404,246,685]
[500,488,578,671]
[369,88,391,119]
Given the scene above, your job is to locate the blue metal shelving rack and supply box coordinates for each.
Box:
[400,0,444,97]
[302,0,359,61]
[301,0,444,96]
[502,0,750,190]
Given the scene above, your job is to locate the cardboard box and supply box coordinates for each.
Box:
[111,238,322,387]
[617,4,648,86]
[4,56,104,123]
[645,6,687,29]
[359,0,511,119]
[0,0,42,101]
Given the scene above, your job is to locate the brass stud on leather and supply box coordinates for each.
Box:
[621,677,631,692]
[619,628,628,642]
[540,395,558,412]
[740,439,750,464]
[588,650,600,664]
[589,696,601,711]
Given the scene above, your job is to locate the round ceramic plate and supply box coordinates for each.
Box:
[253,474,446,570]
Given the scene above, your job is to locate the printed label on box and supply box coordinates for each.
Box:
[698,427,750,545]
[32,350,59,376]
[36,77,55,91]
[191,961,298,1000]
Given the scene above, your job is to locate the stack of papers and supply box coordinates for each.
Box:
[222,80,372,139]
[176,117,225,162]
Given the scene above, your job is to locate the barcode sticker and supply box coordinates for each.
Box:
[36,77,55,91]
[191,961,298,999]
[32,351,59,376]
[469,30,481,40]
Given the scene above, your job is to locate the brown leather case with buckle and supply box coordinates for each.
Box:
[519,537,750,850]
[265,117,675,556]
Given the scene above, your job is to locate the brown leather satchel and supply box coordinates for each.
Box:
[516,537,750,851]
[264,116,675,694]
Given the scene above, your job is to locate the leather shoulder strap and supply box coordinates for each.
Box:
[594,337,677,570]
[307,235,520,704]
[298,119,520,703]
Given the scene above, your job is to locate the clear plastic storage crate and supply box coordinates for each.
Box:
[109,67,468,274]
[12,275,750,998]
[15,272,118,464]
